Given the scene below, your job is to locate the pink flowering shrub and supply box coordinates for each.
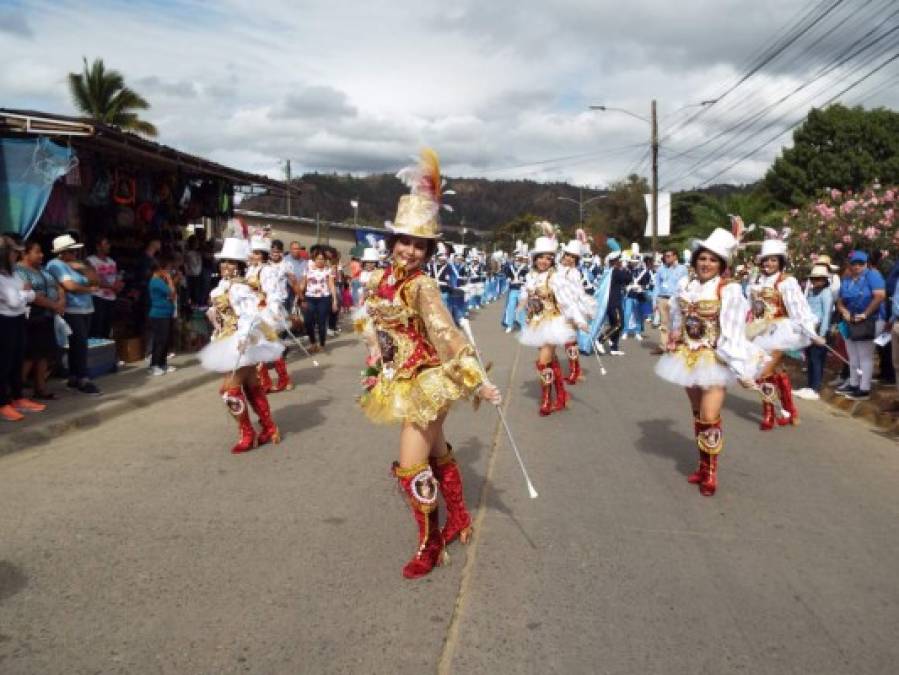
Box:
[783,184,897,273]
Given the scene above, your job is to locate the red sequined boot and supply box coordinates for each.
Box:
[775,371,799,426]
[564,341,583,385]
[551,358,569,411]
[257,363,274,394]
[269,358,294,392]
[244,382,281,446]
[537,361,554,416]
[696,418,723,497]
[758,376,777,431]
[392,461,446,579]
[222,387,256,454]
[687,411,708,484]
[431,444,472,546]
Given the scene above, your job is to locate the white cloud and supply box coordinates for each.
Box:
[1,0,896,191]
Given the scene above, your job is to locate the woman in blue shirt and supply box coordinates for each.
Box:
[796,264,834,399]
[835,251,885,400]
[148,259,176,375]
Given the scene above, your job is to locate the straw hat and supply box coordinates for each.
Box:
[808,264,831,279]
[51,234,84,254]
[215,237,250,262]
[816,254,839,271]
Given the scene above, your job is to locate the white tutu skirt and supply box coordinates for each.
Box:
[199,334,285,372]
[519,316,576,347]
[749,318,810,352]
[655,348,735,388]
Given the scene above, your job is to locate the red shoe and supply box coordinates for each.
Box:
[393,461,446,579]
[269,358,294,392]
[0,404,25,422]
[12,398,46,412]
[775,372,799,426]
[537,362,553,416]
[564,342,583,385]
[759,402,776,431]
[222,387,256,454]
[257,363,274,394]
[696,418,723,496]
[431,444,472,546]
[244,382,280,446]
[551,358,568,411]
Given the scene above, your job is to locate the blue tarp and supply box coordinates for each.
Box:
[0,137,74,239]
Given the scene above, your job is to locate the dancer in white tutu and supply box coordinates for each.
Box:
[655,228,767,496]
[246,234,294,393]
[557,229,597,385]
[200,237,283,454]
[746,229,819,430]
[518,222,593,417]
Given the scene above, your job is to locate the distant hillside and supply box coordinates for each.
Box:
[241,172,755,236]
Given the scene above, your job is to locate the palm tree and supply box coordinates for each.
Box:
[67,57,158,137]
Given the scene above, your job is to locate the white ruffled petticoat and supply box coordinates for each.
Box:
[655,349,735,388]
[519,315,576,347]
[749,318,810,352]
[199,334,285,373]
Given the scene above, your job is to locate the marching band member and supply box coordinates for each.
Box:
[200,237,283,454]
[518,222,594,416]
[558,230,596,384]
[655,228,767,496]
[502,243,529,333]
[356,149,501,579]
[746,230,819,430]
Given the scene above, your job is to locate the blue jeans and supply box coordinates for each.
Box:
[806,344,827,391]
[303,295,331,346]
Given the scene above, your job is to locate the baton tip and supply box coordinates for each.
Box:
[528,487,538,499]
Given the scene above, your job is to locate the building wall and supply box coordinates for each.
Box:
[236,210,384,259]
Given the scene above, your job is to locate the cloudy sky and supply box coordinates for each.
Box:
[2,0,897,191]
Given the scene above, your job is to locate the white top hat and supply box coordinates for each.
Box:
[249,235,271,253]
[561,240,584,258]
[531,236,558,258]
[215,237,250,262]
[757,238,788,261]
[694,228,738,264]
[361,247,379,263]
[51,234,84,254]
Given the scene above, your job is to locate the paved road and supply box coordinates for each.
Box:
[1,304,897,675]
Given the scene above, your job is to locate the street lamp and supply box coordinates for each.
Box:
[557,188,607,225]
[588,99,714,252]
[350,199,359,226]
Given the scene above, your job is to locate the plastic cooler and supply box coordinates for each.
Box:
[86,338,118,378]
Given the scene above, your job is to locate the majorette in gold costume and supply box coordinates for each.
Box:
[517,222,595,417]
[746,231,818,430]
[655,228,767,496]
[199,234,283,454]
[355,149,501,579]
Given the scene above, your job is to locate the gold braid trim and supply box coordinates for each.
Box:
[696,417,724,456]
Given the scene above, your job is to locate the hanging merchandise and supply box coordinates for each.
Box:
[86,166,111,206]
[112,169,136,206]
[115,205,135,228]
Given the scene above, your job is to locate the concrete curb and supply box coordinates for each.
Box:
[0,360,221,457]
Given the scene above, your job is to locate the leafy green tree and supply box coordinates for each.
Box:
[490,213,540,251]
[764,104,899,206]
[67,57,157,137]
[589,174,648,244]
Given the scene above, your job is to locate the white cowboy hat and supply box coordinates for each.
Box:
[757,238,788,261]
[561,240,584,258]
[361,247,379,263]
[249,235,271,253]
[693,228,738,264]
[215,237,250,262]
[51,234,83,254]
[530,236,558,258]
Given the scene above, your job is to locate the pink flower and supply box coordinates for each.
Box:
[790,208,799,216]
[884,190,895,203]
[831,189,843,201]
[863,226,877,240]
[840,200,858,215]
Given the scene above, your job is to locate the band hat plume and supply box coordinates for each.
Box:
[388,148,453,240]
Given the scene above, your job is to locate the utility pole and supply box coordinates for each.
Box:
[284,159,292,218]
[650,99,659,253]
